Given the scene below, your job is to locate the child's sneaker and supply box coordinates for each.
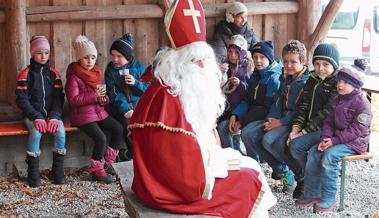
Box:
[295,197,320,207]
[281,170,295,193]
[314,201,336,212]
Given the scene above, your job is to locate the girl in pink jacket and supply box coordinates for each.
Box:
[65,35,124,184]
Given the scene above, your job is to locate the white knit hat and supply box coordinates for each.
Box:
[73,35,97,60]
[226,2,248,23]
[229,35,247,51]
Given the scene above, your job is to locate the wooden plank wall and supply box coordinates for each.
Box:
[0,0,298,121]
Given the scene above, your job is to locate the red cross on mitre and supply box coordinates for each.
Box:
[165,0,206,48]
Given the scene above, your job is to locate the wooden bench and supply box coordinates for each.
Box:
[112,161,220,218]
[338,152,374,212]
[0,120,78,136]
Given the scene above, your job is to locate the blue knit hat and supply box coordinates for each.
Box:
[251,41,274,63]
[110,33,134,61]
[313,43,340,70]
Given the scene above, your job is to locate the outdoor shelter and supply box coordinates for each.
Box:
[0,0,344,175]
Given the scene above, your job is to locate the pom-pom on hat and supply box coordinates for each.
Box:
[313,43,340,70]
[337,58,367,88]
[110,33,134,61]
[72,35,97,60]
[225,2,248,23]
[165,0,206,48]
[251,40,274,64]
[30,35,50,56]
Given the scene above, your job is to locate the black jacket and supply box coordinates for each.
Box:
[16,59,64,120]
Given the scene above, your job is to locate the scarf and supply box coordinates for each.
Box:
[71,62,101,90]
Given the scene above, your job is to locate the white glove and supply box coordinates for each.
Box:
[124,110,134,119]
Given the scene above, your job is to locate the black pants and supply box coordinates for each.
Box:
[79,116,124,160]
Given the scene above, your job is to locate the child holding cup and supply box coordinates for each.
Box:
[105,33,148,161]
[65,35,124,183]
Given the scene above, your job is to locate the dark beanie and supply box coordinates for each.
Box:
[251,41,274,63]
[110,33,134,61]
[337,59,367,89]
[313,43,340,70]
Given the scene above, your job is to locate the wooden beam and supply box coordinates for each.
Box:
[204,1,299,17]
[0,10,4,23]
[5,0,27,106]
[307,0,344,64]
[27,4,164,22]
[0,1,299,23]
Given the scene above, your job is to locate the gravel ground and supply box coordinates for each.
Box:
[0,158,378,218]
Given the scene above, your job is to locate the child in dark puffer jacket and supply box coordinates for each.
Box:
[16,35,66,187]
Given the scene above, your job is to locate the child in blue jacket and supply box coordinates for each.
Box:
[241,40,310,192]
[105,33,148,161]
[218,41,281,159]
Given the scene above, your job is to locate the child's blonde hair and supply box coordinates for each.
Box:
[282,40,307,63]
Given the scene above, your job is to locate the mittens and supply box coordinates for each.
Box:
[34,119,47,133]
[47,119,61,133]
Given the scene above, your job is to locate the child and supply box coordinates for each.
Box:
[218,40,282,159]
[16,35,66,187]
[105,33,148,161]
[219,35,251,121]
[295,59,372,212]
[65,35,124,184]
[241,40,310,192]
[285,43,339,198]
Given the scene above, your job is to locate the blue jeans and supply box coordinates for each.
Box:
[24,118,66,156]
[242,121,289,172]
[217,119,243,154]
[286,131,321,178]
[304,143,354,204]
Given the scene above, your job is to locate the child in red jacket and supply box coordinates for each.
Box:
[65,35,124,184]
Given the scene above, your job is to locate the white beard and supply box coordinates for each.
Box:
[178,61,225,139]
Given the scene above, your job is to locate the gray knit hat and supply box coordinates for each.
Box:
[73,35,97,60]
[226,2,248,23]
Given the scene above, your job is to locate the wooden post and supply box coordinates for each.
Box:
[307,0,344,65]
[297,0,320,49]
[5,0,27,106]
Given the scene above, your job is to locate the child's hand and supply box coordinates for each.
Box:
[220,63,229,74]
[124,110,134,119]
[124,74,136,86]
[287,130,303,145]
[34,119,47,133]
[229,77,240,86]
[228,115,237,133]
[96,86,106,97]
[47,119,60,133]
[318,138,333,151]
[264,118,282,131]
[97,95,109,105]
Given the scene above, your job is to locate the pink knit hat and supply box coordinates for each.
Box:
[30,36,50,55]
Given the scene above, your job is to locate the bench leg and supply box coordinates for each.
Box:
[338,159,347,212]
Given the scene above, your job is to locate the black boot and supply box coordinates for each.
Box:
[292,179,304,199]
[52,152,67,185]
[26,155,41,187]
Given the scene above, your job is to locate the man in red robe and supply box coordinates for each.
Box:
[128,1,276,217]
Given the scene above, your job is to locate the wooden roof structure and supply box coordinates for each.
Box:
[0,0,343,121]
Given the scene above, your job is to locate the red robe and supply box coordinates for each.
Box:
[129,81,266,218]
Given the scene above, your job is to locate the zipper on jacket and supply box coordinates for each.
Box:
[40,67,47,117]
[308,79,321,121]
